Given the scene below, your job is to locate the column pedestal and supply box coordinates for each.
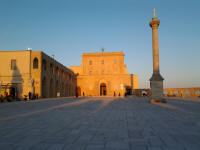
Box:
[149,74,166,103]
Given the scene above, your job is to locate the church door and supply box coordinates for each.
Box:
[100,83,107,96]
[77,86,81,96]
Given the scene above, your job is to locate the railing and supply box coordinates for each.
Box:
[164,88,200,98]
[134,88,200,98]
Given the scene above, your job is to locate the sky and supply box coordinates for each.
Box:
[0,0,199,88]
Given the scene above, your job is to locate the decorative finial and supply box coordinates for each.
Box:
[101,48,104,53]
[153,8,156,18]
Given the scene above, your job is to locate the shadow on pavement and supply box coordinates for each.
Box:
[0,97,119,121]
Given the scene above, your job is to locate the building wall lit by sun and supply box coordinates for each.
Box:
[0,50,76,99]
[70,51,138,96]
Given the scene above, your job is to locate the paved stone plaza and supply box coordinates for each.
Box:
[0,97,200,150]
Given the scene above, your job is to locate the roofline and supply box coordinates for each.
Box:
[0,50,42,52]
[82,51,124,56]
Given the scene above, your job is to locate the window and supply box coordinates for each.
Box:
[56,67,59,76]
[33,58,38,69]
[50,63,54,74]
[114,59,117,64]
[62,70,64,78]
[11,59,17,70]
[42,59,47,71]
[102,70,104,75]
[89,60,92,65]
[101,60,104,64]
[69,75,72,80]
[89,71,92,75]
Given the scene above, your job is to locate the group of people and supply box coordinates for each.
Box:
[24,92,38,100]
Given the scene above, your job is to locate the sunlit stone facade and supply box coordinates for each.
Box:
[70,51,138,96]
[0,50,76,99]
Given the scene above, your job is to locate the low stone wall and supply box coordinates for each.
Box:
[164,88,200,98]
[133,89,151,97]
[134,88,200,98]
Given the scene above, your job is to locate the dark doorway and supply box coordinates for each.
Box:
[77,86,81,96]
[100,83,107,96]
[10,87,16,98]
[125,86,132,95]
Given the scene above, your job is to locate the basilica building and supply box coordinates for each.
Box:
[70,51,138,96]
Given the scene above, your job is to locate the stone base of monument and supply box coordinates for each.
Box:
[149,76,166,104]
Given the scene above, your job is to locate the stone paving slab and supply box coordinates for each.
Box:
[0,97,200,150]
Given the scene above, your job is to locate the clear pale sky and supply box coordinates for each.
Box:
[0,0,199,88]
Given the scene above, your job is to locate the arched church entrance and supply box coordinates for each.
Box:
[100,83,107,96]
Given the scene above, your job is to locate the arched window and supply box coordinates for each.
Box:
[42,59,47,71]
[56,67,59,76]
[33,58,38,69]
[62,70,64,78]
[50,63,53,74]
[69,74,71,80]
[89,60,92,65]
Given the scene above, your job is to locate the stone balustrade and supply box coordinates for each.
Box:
[134,88,200,98]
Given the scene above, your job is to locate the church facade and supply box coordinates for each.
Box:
[70,51,138,96]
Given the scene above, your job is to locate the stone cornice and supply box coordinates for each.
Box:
[83,51,124,57]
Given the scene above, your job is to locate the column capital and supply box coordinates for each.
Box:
[149,18,160,28]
